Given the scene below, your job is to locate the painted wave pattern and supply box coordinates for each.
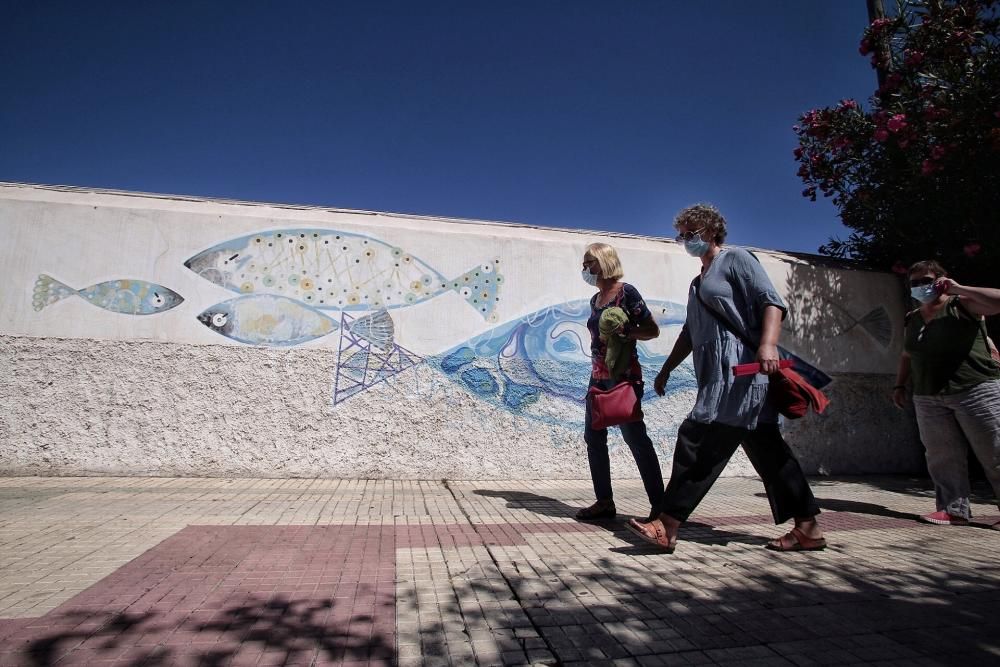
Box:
[426,299,698,429]
[424,298,832,429]
[33,274,183,315]
[184,228,504,321]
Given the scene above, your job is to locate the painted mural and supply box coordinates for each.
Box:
[33,274,183,315]
[184,229,504,321]
[27,222,840,449]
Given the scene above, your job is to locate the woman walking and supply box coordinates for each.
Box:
[893,260,1000,528]
[627,204,825,552]
[575,242,665,522]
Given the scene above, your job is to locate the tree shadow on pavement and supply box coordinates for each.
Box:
[17,595,393,667]
[433,537,1000,665]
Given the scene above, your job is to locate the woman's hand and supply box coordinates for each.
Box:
[933,277,960,295]
[757,343,781,375]
[654,369,670,396]
[892,386,909,409]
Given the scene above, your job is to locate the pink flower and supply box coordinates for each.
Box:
[887,114,907,132]
[921,159,938,175]
[930,144,947,160]
[891,261,908,275]
[870,17,894,33]
[859,39,872,56]
[903,50,925,67]
[838,99,859,110]
[793,147,804,159]
[874,128,890,142]
[964,242,982,258]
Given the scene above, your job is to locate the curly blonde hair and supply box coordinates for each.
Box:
[674,203,728,245]
[584,243,624,281]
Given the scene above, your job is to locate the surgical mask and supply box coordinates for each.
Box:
[910,285,937,303]
[581,269,599,286]
[684,236,711,257]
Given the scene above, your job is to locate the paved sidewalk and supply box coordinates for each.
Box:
[0,476,998,666]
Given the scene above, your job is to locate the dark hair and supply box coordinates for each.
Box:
[908,259,947,278]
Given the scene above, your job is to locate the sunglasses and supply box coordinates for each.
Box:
[909,277,935,287]
[675,228,705,242]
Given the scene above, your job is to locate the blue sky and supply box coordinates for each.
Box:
[0,1,877,254]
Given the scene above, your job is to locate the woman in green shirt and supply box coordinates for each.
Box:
[893,260,1000,528]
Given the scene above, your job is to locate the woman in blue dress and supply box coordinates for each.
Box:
[626,204,826,552]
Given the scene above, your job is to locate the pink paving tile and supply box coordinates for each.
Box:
[0,509,947,665]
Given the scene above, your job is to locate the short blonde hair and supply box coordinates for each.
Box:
[584,242,624,280]
[674,203,728,245]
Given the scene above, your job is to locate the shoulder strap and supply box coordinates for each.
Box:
[694,276,757,352]
[952,297,993,351]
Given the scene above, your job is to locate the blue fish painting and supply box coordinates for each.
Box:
[32,274,184,315]
[184,229,504,321]
[425,299,697,428]
[198,295,395,348]
[424,298,831,429]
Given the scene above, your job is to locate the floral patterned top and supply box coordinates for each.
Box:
[587,283,651,381]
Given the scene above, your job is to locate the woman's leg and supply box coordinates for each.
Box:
[656,419,743,522]
[619,416,665,511]
[913,394,972,519]
[741,423,820,524]
[628,419,742,548]
[950,380,1000,510]
[583,383,613,503]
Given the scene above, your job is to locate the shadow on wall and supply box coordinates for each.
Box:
[779,260,923,475]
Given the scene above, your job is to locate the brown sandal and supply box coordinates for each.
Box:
[766,526,827,552]
[625,518,676,553]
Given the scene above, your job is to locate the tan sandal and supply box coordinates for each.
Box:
[766,526,827,552]
[625,518,676,553]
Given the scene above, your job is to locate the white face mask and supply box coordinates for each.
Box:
[581,268,599,287]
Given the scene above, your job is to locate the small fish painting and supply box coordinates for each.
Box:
[184,229,504,320]
[32,274,184,315]
[198,295,393,348]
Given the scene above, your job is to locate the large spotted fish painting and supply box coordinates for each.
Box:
[184,229,504,321]
[33,274,183,315]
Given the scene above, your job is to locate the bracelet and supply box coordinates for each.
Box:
[893,385,906,390]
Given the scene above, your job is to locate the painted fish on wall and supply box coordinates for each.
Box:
[198,294,394,348]
[32,274,184,315]
[424,299,697,426]
[422,298,831,428]
[184,229,504,321]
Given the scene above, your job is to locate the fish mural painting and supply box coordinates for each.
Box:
[184,229,505,321]
[33,274,184,315]
[420,298,832,431]
[197,294,395,348]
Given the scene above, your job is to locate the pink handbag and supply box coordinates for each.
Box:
[587,381,643,429]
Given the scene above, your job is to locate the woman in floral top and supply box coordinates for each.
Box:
[575,242,665,522]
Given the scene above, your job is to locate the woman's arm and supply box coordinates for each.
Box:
[756,305,783,374]
[892,352,912,409]
[626,315,660,341]
[654,328,693,396]
[936,278,1000,316]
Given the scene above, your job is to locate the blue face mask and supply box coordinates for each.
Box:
[910,285,937,303]
[581,268,599,287]
[684,236,711,257]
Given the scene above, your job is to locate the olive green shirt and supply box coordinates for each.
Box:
[904,297,1000,395]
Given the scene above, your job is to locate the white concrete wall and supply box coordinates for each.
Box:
[0,182,922,478]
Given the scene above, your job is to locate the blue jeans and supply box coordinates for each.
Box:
[913,379,1000,519]
[584,378,664,510]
